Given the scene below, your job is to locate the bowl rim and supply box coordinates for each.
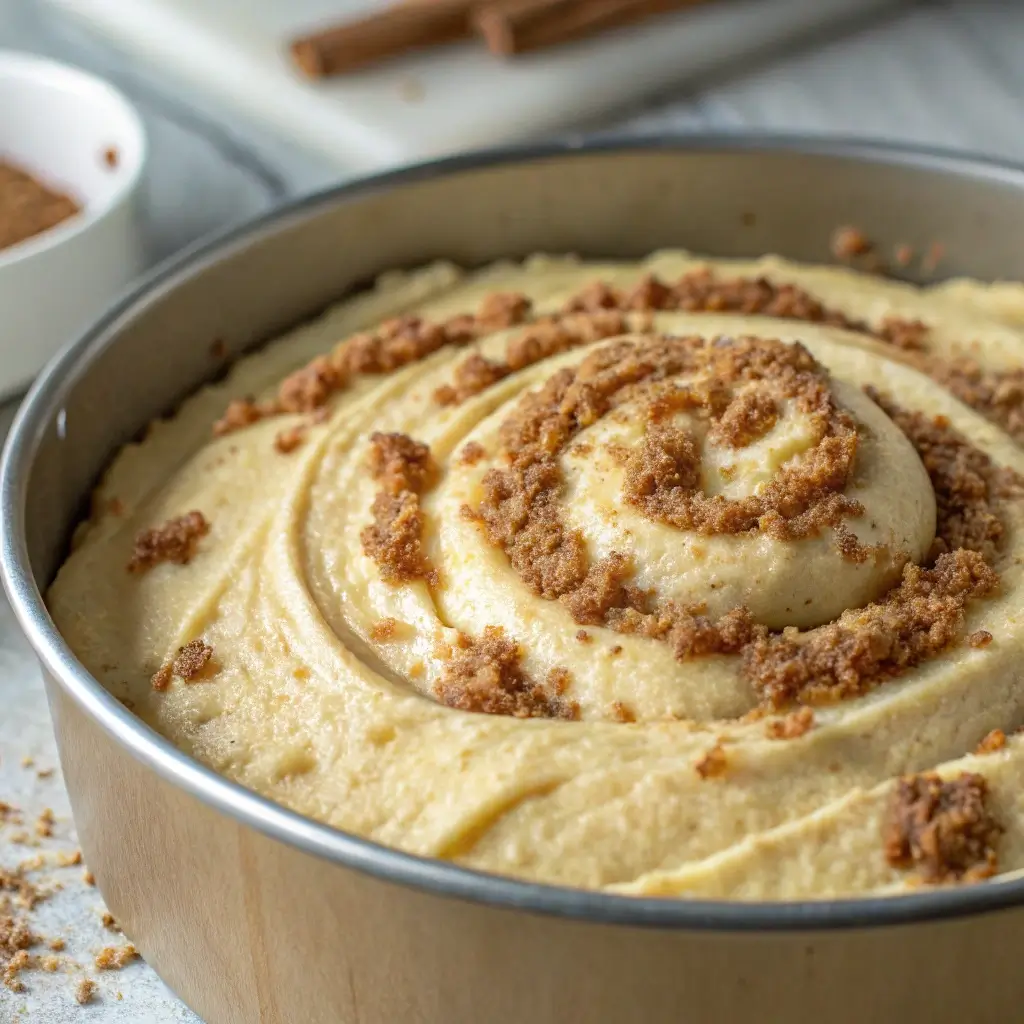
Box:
[6,132,1024,934]
[0,49,147,269]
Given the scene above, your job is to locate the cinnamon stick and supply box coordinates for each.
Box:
[474,0,713,57]
[290,0,477,79]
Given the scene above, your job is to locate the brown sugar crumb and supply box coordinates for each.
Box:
[0,865,42,910]
[55,850,82,867]
[361,434,437,586]
[82,871,95,887]
[561,552,640,625]
[95,944,138,970]
[976,728,1007,755]
[3,948,31,992]
[876,316,930,352]
[612,602,758,661]
[968,630,993,649]
[434,353,508,405]
[152,639,216,690]
[883,772,1000,883]
[102,145,120,169]
[434,626,579,720]
[476,291,532,331]
[75,977,97,1004]
[437,310,633,406]
[367,432,434,496]
[459,441,486,466]
[620,341,863,549]
[765,706,815,740]
[371,617,399,642]
[663,268,867,332]
[48,938,65,952]
[274,424,306,454]
[36,768,53,780]
[172,639,214,680]
[100,912,119,932]
[831,225,873,261]
[867,390,1023,559]
[0,159,81,253]
[575,629,591,643]
[213,397,265,437]
[277,355,343,414]
[35,809,54,838]
[20,757,33,769]
[929,358,1024,445]
[1,884,39,991]
[610,701,636,723]
[40,955,59,972]
[706,387,778,448]
[745,549,998,708]
[128,510,210,573]
[361,491,435,586]
[215,291,527,435]
[150,663,172,692]
[695,743,728,780]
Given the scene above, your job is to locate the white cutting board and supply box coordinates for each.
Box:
[46,0,899,173]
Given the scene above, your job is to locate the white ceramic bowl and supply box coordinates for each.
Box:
[0,51,147,398]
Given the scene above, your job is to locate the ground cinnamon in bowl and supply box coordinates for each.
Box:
[0,159,81,254]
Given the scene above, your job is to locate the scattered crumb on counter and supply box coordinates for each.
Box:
[75,976,97,1004]
[35,809,54,838]
[95,944,137,970]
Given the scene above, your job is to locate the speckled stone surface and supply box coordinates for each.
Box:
[3,0,1023,1019]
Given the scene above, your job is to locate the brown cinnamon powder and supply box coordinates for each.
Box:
[0,160,80,253]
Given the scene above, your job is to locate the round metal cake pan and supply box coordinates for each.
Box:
[5,137,1024,1023]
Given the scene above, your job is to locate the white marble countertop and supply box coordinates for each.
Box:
[3,0,1024,1019]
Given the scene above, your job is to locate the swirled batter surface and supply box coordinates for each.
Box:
[49,252,1024,899]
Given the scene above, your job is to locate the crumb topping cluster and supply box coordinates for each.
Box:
[128,511,210,573]
[434,626,579,720]
[360,432,438,585]
[884,772,1001,883]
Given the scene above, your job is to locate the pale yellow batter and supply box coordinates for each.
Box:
[48,252,1024,900]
